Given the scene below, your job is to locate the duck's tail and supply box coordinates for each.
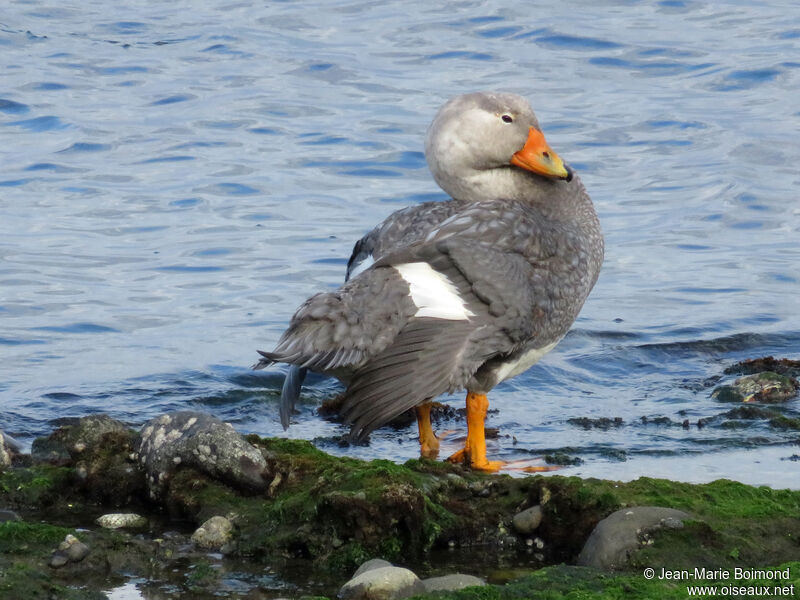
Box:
[253,353,307,430]
[279,365,307,430]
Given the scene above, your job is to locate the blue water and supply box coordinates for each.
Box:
[2,0,799,490]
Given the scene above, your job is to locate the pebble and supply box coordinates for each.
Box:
[49,553,69,568]
[0,430,21,468]
[191,515,234,550]
[50,534,90,568]
[65,540,90,562]
[0,509,21,522]
[96,512,148,529]
[512,505,543,534]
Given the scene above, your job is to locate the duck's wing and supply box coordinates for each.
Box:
[346,199,464,280]
[274,199,463,429]
[260,201,555,440]
[255,264,419,373]
[339,236,546,439]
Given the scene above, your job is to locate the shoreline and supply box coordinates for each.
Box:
[2,403,799,599]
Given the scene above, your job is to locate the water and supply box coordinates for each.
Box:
[2,0,800,495]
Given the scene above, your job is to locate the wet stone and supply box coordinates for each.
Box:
[712,372,799,404]
[191,515,234,550]
[27,414,145,506]
[136,411,269,500]
[725,356,800,378]
[65,540,90,562]
[567,417,624,430]
[512,505,543,535]
[49,553,69,568]
[353,558,394,578]
[31,415,129,465]
[96,512,148,529]
[0,430,21,468]
[50,534,90,567]
[723,405,781,420]
[422,574,486,592]
[577,506,690,570]
[543,452,583,466]
[339,565,426,600]
[0,509,21,522]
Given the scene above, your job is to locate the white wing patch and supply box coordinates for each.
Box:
[347,253,375,279]
[493,340,560,383]
[394,262,474,320]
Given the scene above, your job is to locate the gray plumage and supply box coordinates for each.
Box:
[278,200,470,428]
[256,91,603,440]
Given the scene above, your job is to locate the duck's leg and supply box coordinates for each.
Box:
[416,403,440,458]
[447,391,503,472]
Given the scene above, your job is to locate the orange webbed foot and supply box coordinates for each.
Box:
[503,458,562,473]
[416,404,441,458]
[446,448,505,472]
[447,452,561,473]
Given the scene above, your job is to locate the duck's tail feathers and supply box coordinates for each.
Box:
[280,365,307,430]
[252,350,276,370]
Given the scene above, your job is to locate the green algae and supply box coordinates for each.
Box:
[527,476,800,572]
[408,562,800,600]
[3,428,800,598]
[770,416,800,430]
[0,562,108,600]
[0,522,108,600]
[0,465,73,509]
[147,439,800,575]
[0,521,71,554]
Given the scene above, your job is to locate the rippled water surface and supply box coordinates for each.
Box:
[2,0,799,496]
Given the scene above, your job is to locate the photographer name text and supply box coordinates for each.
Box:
[653,567,791,581]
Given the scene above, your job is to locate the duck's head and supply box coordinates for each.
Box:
[425,92,573,202]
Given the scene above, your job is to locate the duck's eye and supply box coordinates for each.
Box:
[501,114,513,123]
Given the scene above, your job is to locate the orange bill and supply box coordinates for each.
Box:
[511,127,572,181]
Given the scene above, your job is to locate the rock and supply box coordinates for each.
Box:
[353,558,394,578]
[96,512,148,529]
[724,356,800,378]
[0,510,21,522]
[512,505,543,534]
[136,411,268,500]
[32,415,129,464]
[30,415,145,505]
[191,515,234,550]
[30,435,71,465]
[577,506,690,569]
[0,430,21,468]
[65,540,90,562]
[49,553,69,568]
[339,566,426,600]
[712,372,799,403]
[422,574,486,592]
[50,534,90,567]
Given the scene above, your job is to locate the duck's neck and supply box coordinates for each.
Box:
[437,166,593,222]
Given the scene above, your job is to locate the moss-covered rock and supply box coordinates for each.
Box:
[712,372,799,403]
[138,411,270,501]
[0,521,108,600]
[0,464,75,510]
[725,356,800,378]
[2,412,800,599]
[30,415,144,506]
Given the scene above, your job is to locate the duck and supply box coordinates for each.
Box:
[255,91,603,471]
